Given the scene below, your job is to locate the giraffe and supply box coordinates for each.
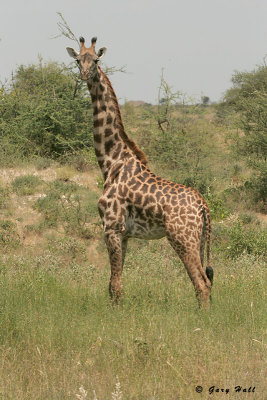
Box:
[66,37,214,308]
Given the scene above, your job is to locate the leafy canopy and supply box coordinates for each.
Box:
[224,64,267,207]
[0,60,93,160]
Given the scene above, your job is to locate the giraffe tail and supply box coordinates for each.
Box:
[206,266,214,286]
[202,206,214,286]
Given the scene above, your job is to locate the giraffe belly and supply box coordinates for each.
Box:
[125,218,166,240]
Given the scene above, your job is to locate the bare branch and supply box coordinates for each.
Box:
[52,12,80,46]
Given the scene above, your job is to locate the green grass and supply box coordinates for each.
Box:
[0,241,266,399]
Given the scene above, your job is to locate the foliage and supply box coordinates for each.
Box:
[201,96,210,106]
[11,175,44,196]
[0,184,10,209]
[214,219,267,259]
[34,157,52,170]
[61,148,98,172]
[224,64,267,208]
[0,60,93,163]
[146,119,215,195]
[134,71,218,195]
[156,69,184,133]
[0,219,20,249]
[34,180,98,238]
[204,188,230,221]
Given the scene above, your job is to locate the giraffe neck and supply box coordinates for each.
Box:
[87,68,147,180]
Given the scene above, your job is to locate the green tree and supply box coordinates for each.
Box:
[201,96,210,106]
[143,72,215,194]
[0,60,93,162]
[224,64,267,209]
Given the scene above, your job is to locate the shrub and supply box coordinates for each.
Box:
[64,148,98,172]
[0,61,94,163]
[0,219,20,248]
[204,188,230,221]
[224,64,267,209]
[182,176,209,196]
[34,180,98,238]
[34,157,52,170]
[11,175,43,196]
[0,185,10,209]
[215,219,267,259]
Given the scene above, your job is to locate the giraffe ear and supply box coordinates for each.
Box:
[66,47,79,59]
[97,47,107,59]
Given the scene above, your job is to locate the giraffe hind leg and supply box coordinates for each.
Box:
[166,228,212,308]
[200,230,214,287]
[200,230,214,293]
[200,212,214,287]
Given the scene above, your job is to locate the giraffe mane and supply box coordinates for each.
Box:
[100,69,148,166]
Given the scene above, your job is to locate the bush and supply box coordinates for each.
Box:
[139,74,217,193]
[34,180,98,238]
[62,148,97,172]
[204,188,230,221]
[11,175,43,196]
[0,61,94,163]
[34,157,52,170]
[251,170,267,211]
[215,219,267,259]
[0,220,20,248]
[0,185,10,209]
[224,64,267,209]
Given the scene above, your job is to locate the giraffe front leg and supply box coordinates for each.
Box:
[104,229,124,302]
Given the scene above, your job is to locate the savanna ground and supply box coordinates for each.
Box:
[0,62,266,399]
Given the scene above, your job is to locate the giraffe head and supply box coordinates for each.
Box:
[67,37,107,82]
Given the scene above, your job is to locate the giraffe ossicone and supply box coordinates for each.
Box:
[66,37,214,308]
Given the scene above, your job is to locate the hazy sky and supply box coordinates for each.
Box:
[1,0,267,103]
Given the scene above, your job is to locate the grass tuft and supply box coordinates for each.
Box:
[33,180,99,238]
[11,175,44,196]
